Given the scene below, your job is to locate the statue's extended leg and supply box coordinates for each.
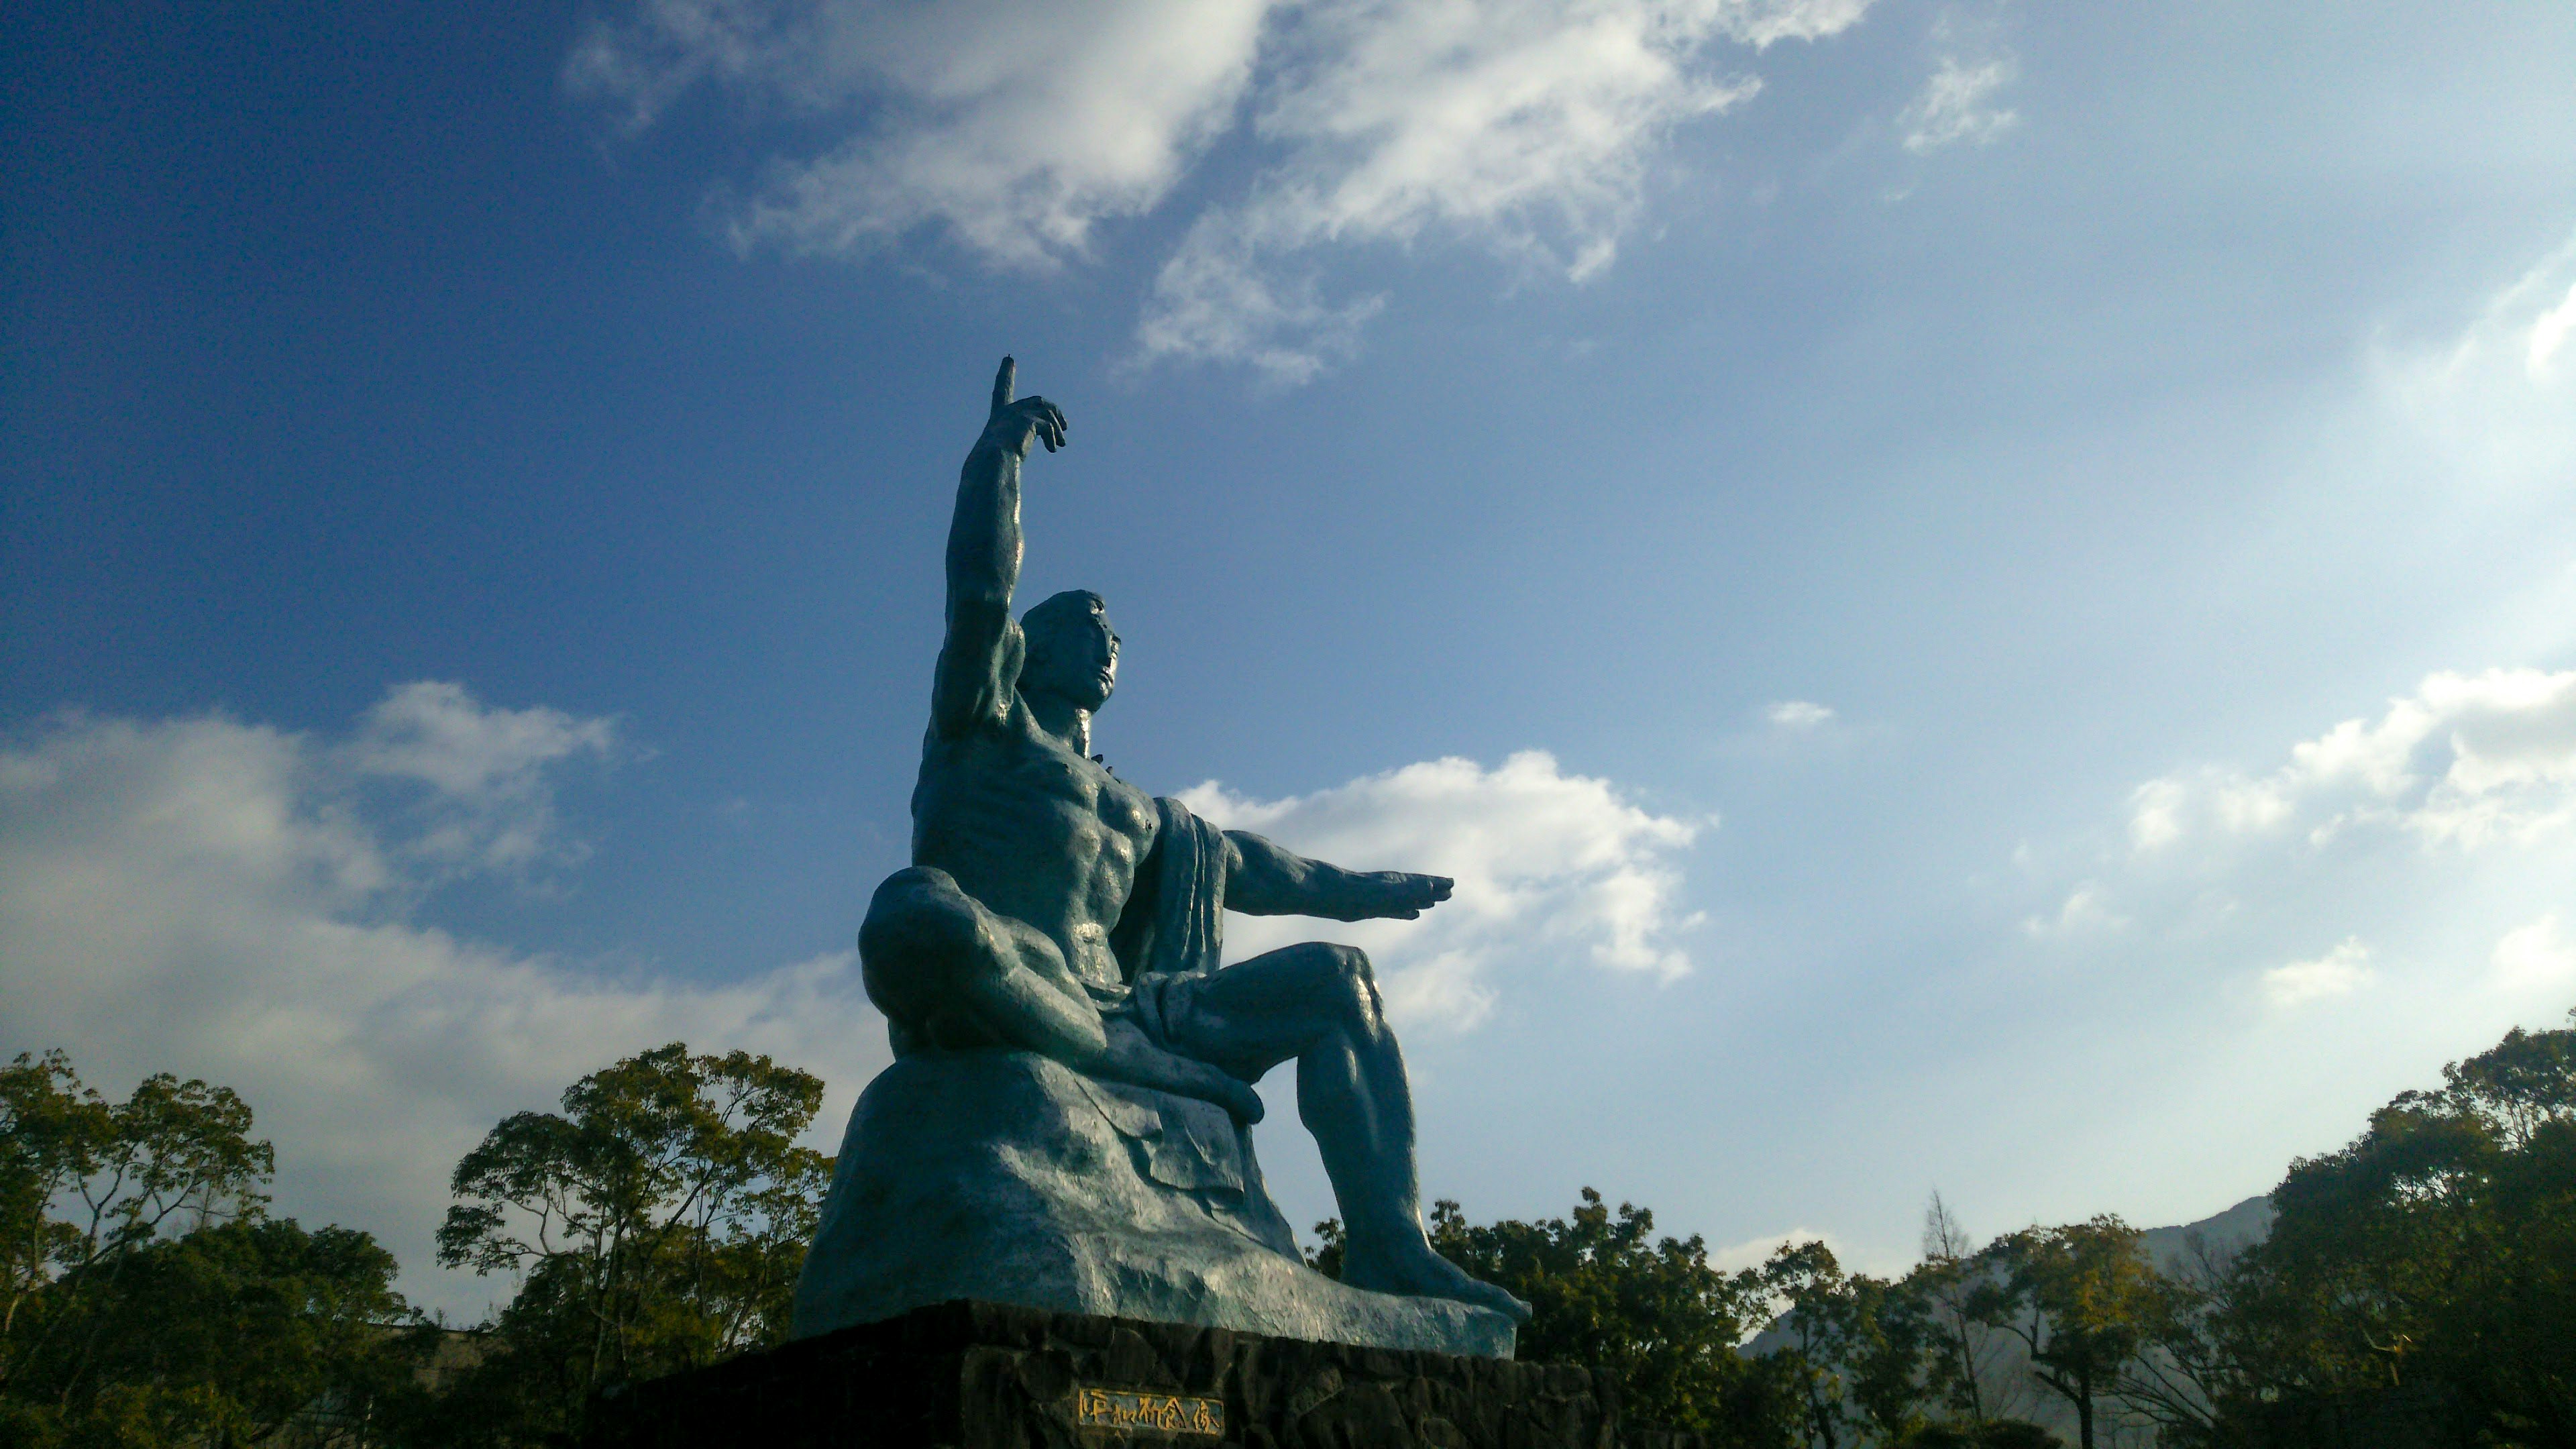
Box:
[1169,943,1532,1322]
[859,867,1105,1060]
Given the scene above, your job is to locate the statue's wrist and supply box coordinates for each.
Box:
[976,422,1031,459]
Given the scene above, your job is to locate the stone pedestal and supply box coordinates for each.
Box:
[587,1300,1617,1449]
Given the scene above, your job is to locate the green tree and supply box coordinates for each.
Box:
[1895,1419,2061,1449]
[2178,1012,2576,1447]
[1,1050,417,1448]
[5,1051,276,1379]
[1900,1193,2035,1430]
[1760,1240,1858,1449]
[1968,1216,2165,1449]
[1750,1238,1951,1448]
[1316,1189,1798,1446]
[430,1043,831,1444]
[1826,1269,1940,1446]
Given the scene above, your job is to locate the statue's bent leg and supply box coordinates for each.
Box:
[859,867,1106,1061]
[1167,942,1532,1322]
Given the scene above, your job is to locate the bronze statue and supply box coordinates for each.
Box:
[858,359,1526,1323]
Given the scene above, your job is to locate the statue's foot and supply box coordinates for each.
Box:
[1341,1235,1534,1324]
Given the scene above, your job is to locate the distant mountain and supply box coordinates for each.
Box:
[2138,1193,2273,1275]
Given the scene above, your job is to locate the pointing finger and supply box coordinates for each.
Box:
[991,356,1016,412]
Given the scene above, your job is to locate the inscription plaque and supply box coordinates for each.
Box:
[1071,1386,1225,1436]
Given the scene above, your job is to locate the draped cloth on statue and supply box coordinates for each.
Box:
[1106,796,1228,1046]
[789,797,1516,1357]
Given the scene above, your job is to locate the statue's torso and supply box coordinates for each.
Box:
[912,702,1159,993]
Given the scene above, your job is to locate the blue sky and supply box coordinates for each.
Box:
[7,0,2575,1321]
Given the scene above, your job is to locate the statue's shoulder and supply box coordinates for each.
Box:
[922,694,1041,758]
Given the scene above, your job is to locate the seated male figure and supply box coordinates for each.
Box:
[859,359,1527,1322]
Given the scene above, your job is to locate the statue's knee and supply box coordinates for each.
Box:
[1315,943,1381,1020]
[860,869,985,1014]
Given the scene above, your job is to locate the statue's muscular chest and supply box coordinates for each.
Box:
[918,725,1157,896]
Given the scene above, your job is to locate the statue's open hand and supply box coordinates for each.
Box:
[1344,871,1453,921]
[982,356,1067,457]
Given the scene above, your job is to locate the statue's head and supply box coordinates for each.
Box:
[1020,589,1118,712]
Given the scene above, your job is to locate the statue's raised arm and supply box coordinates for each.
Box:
[930,357,1067,739]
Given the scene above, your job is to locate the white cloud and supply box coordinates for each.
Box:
[1710,1226,1843,1273]
[1135,0,1793,378]
[0,691,888,1321]
[341,680,621,876]
[1179,749,1703,1028]
[2379,231,2576,492]
[2493,913,2576,993]
[571,0,1274,268]
[570,0,1874,377]
[1898,52,2017,154]
[2527,279,2576,380]
[2127,668,2576,855]
[2262,937,2372,1008]
[1767,699,1835,728]
[1132,213,1387,386]
[2021,665,2575,1032]
[2023,881,2125,938]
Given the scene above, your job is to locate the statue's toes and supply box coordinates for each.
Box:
[1415,1254,1534,1323]
[1461,1277,1534,1324]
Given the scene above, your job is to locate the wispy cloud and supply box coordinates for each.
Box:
[2023,881,2125,939]
[2014,663,2576,1016]
[1767,699,1835,728]
[2263,937,2372,1008]
[1896,10,2018,156]
[2493,914,2575,994]
[569,0,1875,378]
[2528,280,2576,380]
[341,680,621,877]
[1179,750,1704,1028]
[2127,668,2576,855]
[569,0,1273,268]
[1898,53,2016,153]
[1134,0,1790,380]
[2375,231,2576,498]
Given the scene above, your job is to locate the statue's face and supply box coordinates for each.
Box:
[1026,606,1120,712]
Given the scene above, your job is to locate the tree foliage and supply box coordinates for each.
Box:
[1314,1189,1801,1444]
[427,1042,831,1444]
[1966,1217,2166,1449]
[2147,1012,2576,1448]
[1,1050,416,1448]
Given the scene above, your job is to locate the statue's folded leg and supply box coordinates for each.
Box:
[859,869,1262,1120]
[859,867,1106,1060]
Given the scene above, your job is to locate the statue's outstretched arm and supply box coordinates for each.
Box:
[929,357,1067,738]
[1220,830,1453,922]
